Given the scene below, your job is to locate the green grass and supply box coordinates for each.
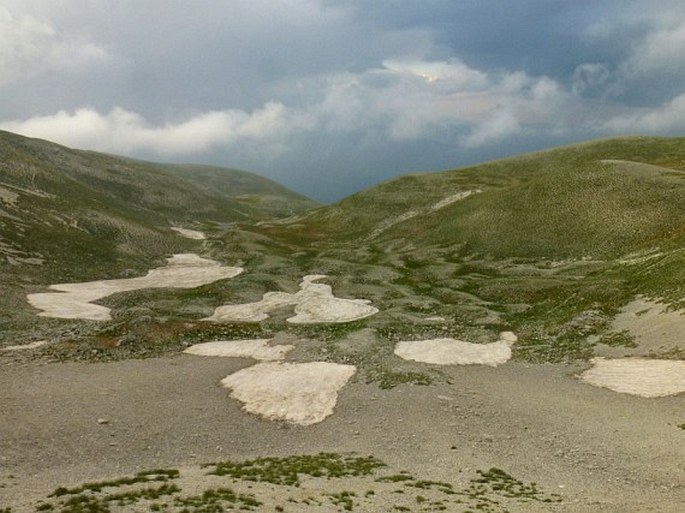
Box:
[597,330,637,348]
[174,488,262,512]
[31,456,566,513]
[206,453,386,486]
[6,135,685,369]
[50,469,179,497]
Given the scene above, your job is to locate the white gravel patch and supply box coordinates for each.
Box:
[394,331,517,367]
[580,357,685,397]
[171,227,206,239]
[27,253,243,321]
[220,361,356,425]
[204,274,378,324]
[183,339,293,360]
[430,189,481,211]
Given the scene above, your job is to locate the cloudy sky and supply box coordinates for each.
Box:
[2,1,685,201]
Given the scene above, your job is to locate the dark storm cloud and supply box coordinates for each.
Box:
[2,0,685,201]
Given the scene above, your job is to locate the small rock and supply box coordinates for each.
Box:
[97,418,110,425]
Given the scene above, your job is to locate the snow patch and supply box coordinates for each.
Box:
[220,361,356,425]
[1,340,47,352]
[27,253,242,321]
[183,339,293,361]
[203,274,378,324]
[366,189,481,240]
[580,358,685,397]
[394,331,517,367]
[171,227,206,239]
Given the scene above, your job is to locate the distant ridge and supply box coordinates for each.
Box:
[261,136,685,258]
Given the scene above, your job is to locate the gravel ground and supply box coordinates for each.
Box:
[1,352,683,512]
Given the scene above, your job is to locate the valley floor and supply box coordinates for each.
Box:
[1,353,683,512]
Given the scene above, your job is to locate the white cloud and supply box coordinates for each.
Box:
[0,6,111,86]
[381,58,488,88]
[306,59,568,146]
[627,19,685,76]
[0,104,315,156]
[462,109,520,148]
[605,93,685,133]
[1,54,575,156]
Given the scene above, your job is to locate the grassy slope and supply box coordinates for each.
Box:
[269,136,685,258]
[163,163,317,218]
[246,137,685,365]
[0,130,316,338]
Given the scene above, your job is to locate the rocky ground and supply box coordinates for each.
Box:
[1,345,683,512]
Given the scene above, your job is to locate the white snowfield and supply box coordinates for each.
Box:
[183,339,293,361]
[580,357,685,397]
[220,361,356,425]
[203,274,379,324]
[394,331,517,367]
[27,254,243,321]
[171,227,207,240]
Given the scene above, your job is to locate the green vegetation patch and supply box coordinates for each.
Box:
[205,453,386,486]
[29,456,566,513]
[470,468,557,500]
[597,330,637,348]
[50,469,179,497]
[174,487,262,512]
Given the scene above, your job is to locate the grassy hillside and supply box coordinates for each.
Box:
[162,163,316,218]
[264,137,685,258]
[239,137,685,368]
[0,130,316,340]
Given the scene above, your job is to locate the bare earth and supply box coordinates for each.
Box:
[1,354,683,512]
[2,291,684,511]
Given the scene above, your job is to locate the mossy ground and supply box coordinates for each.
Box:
[24,454,561,513]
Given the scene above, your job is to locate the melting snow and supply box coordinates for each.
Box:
[580,357,685,397]
[183,339,293,361]
[220,361,356,425]
[204,274,378,324]
[394,331,517,367]
[27,254,242,321]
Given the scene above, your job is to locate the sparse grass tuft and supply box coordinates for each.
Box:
[206,453,386,487]
[598,330,637,348]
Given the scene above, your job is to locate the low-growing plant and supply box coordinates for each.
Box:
[205,453,386,487]
[598,330,637,348]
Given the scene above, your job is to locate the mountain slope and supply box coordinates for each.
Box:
[243,137,685,366]
[162,163,315,219]
[262,137,685,259]
[0,130,316,334]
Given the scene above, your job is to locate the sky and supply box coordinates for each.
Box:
[2,1,685,202]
